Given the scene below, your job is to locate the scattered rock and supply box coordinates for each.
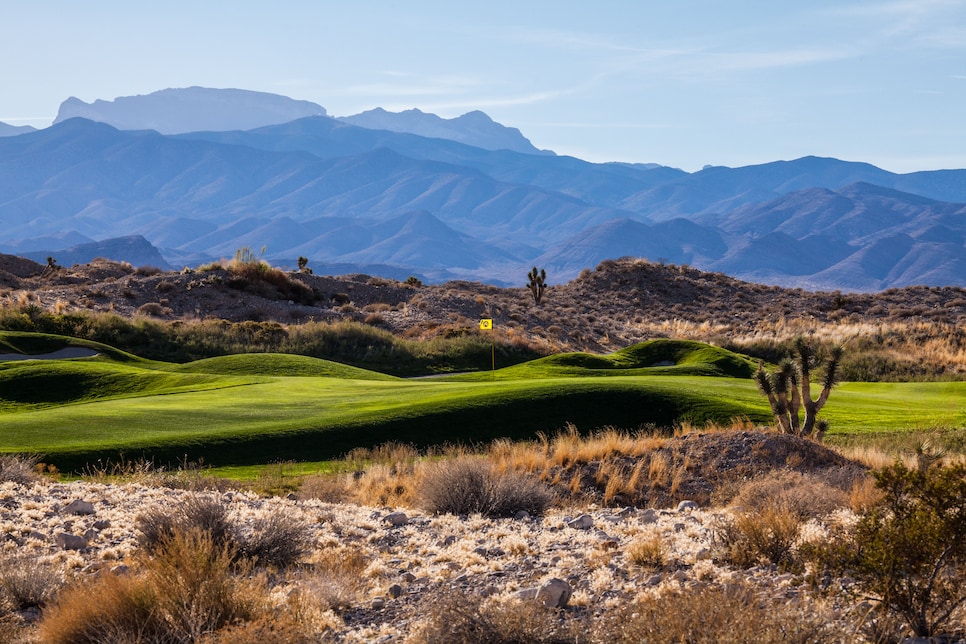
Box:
[640,509,658,523]
[371,597,386,610]
[92,519,111,530]
[677,500,698,512]
[536,578,573,608]
[388,584,404,598]
[55,533,88,550]
[514,510,531,520]
[384,512,409,527]
[63,499,95,515]
[567,514,594,530]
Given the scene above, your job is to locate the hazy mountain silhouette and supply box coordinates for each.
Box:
[0,121,36,137]
[53,87,327,134]
[339,107,552,155]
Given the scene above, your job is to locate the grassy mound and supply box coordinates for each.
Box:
[170,353,397,380]
[451,339,759,380]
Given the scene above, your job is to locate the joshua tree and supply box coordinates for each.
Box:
[527,266,547,305]
[755,337,842,438]
[41,256,59,278]
[297,256,312,274]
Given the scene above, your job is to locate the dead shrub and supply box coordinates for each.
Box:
[136,493,232,553]
[137,493,310,569]
[39,572,169,644]
[298,473,351,503]
[418,457,553,517]
[143,529,258,642]
[731,470,850,520]
[714,505,803,569]
[236,512,313,569]
[298,546,369,613]
[626,534,667,570]
[41,529,265,643]
[410,590,587,644]
[0,453,42,485]
[593,581,846,643]
[0,554,63,610]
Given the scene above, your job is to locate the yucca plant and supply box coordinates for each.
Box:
[527,266,547,305]
[755,337,842,438]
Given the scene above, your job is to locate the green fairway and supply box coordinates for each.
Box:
[1,333,963,471]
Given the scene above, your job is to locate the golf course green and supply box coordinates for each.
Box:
[1,331,963,471]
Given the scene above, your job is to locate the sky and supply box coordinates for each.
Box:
[3,1,965,173]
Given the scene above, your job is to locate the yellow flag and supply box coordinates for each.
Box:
[479,318,493,330]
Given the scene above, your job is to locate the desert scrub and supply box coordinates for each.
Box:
[729,470,852,520]
[808,461,966,638]
[40,529,261,644]
[418,457,553,518]
[592,581,847,643]
[0,453,42,485]
[136,492,311,569]
[410,590,587,644]
[0,554,63,611]
[713,504,803,570]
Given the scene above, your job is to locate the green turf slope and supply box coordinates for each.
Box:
[447,339,759,380]
[2,334,963,471]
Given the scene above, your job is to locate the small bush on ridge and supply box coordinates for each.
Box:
[419,457,553,517]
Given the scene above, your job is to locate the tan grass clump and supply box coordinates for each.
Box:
[40,529,261,643]
[409,590,586,644]
[593,582,848,643]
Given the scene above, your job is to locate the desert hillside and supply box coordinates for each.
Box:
[3,253,965,378]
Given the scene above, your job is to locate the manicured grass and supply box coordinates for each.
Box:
[1,333,963,472]
[445,339,760,380]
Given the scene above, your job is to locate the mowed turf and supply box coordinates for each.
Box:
[1,333,963,471]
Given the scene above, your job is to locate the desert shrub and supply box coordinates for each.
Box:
[731,471,850,520]
[0,453,42,484]
[626,534,667,570]
[39,572,169,643]
[135,302,170,317]
[137,493,310,569]
[848,462,966,637]
[236,512,313,569]
[713,505,803,569]
[143,529,258,642]
[593,581,846,643]
[410,591,587,644]
[298,474,350,503]
[41,529,259,644]
[0,554,63,610]
[295,546,369,613]
[137,493,232,553]
[418,457,553,517]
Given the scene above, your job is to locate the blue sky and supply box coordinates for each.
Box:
[3,1,965,172]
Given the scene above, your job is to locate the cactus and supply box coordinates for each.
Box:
[755,337,842,438]
[527,266,547,305]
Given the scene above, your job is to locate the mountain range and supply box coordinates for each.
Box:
[1,87,965,291]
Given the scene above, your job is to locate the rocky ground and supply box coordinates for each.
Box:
[0,476,861,642]
[0,431,883,641]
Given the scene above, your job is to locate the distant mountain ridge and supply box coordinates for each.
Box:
[53,87,328,134]
[3,87,966,291]
[0,121,36,137]
[339,107,552,155]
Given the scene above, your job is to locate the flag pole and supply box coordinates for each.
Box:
[479,318,494,372]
